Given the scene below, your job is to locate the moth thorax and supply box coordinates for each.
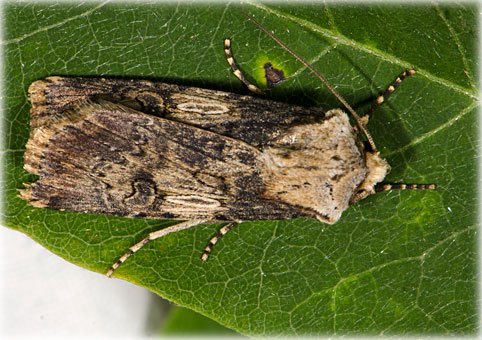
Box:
[259,109,367,224]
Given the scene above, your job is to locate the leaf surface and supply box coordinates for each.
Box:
[2,2,478,337]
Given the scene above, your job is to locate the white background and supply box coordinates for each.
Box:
[0,226,169,339]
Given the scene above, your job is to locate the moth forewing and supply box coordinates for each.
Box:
[22,80,323,222]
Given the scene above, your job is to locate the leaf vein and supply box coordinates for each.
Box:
[1,1,110,46]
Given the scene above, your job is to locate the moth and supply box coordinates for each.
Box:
[19,14,435,277]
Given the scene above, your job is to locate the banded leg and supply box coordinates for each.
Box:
[107,219,207,277]
[201,221,239,262]
[363,68,416,122]
[351,183,436,203]
[224,38,264,95]
[375,183,436,192]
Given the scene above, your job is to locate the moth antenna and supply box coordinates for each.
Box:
[242,12,378,153]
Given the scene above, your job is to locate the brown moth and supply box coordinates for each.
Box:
[19,14,435,277]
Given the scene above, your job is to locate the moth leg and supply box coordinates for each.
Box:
[375,183,436,192]
[224,38,265,95]
[201,221,239,262]
[352,183,437,203]
[362,68,416,123]
[350,189,371,203]
[107,219,207,277]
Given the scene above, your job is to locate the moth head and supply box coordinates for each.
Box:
[352,151,390,202]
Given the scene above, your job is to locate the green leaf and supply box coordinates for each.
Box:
[2,2,478,337]
[161,306,241,336]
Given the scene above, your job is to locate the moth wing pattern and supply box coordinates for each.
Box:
[20,98,306,221]
[28,76,325,147]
